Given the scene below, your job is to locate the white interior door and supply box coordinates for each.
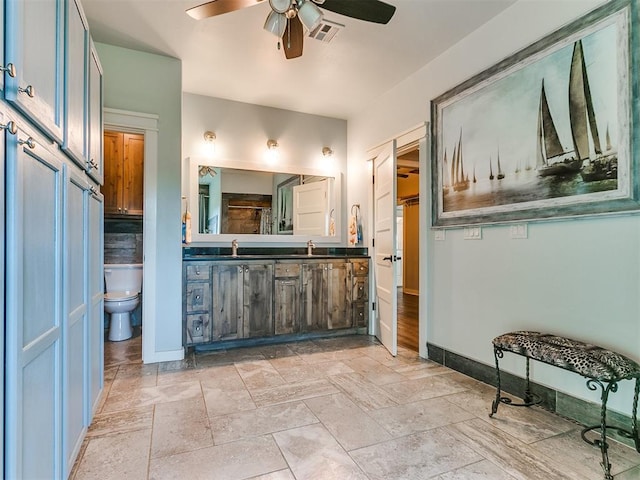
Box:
[292,178,331,236]
[373,142,398,356]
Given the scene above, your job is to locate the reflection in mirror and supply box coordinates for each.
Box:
[197,166,335,236]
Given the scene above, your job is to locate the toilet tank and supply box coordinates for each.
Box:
[104,263,143,293]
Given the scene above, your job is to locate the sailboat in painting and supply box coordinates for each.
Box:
[496,148,505,179]
[451,130,470,192]
[537,39,616,180]
[442,149,450,195]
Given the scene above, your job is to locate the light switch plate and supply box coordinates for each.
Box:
[510,224,528,239]
[434,230,445,241]
[463,226,482,240]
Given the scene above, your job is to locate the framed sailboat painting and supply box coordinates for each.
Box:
[430,0,639,227]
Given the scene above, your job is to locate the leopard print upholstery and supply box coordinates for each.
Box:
[493,331,640,382]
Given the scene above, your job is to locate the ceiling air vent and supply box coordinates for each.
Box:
[308,19,344,43]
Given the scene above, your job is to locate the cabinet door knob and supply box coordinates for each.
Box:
[18,136,35,149]
[195,295,201,300]
[124,208,128,213]
[118,207,122,212]
[0,121,17,135]
[0,63,16,78]
[18,84,35,98]
[89,159,99,170]
[195,267,200,275]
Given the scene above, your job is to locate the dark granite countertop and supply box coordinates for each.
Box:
[182,246,368,260]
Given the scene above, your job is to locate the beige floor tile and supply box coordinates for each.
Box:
[272,359,354,383]
[202,384,257,417]
[151,396,213,458]
[73,428,151,480]
[329,373,398,411]
[195,348,266,368]
[437,459,517,479]
[251,378,340,407]
[211,401,318,444]
[235,359,286,390]
[86,405,154,437]
[273,424,368,480]
[102,380,202,412]
[447,389,576,444]
[530,428,640,479]
[616,465,640,479]
[448,418,586,480]
[381,374,467,404]
[304,393,392,451]
[148,435,287,480]
[370,396,476,437]
[392,361,453,379]
[350,426,483,480]
[247,470,296,480]
[157,363,243,386]
[257,344,297,359]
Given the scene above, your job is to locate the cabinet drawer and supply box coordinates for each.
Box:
[275,263,300,277]
[186,314,211,345]
[352,304,369,328]
[186,282,211,312]
[352,277,369,302]
[352,260,369,276]
[186,264,210,280]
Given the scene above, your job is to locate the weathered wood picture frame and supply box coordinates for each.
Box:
[430,0,639,227]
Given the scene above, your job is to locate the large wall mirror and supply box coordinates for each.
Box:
[187,157,342,244]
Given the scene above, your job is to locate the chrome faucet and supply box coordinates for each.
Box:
[231,239,239,257]
[307,240,316,256]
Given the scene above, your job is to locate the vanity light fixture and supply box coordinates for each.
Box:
[322,146,333,157]
[203,130,216,157]
[265,139,279,163]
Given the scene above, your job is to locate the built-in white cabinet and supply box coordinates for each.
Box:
[5,124,65,480]
[2,0,104,477]
[4,0,65,142]
[63,0,90,167]
[87,41,103,184]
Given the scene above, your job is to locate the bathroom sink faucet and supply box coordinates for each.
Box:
[307,240,315,256]
[231,239,239,257]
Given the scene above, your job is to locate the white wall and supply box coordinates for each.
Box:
[348,0,640,416]
[182,93,347,245]
[97,43,183,360]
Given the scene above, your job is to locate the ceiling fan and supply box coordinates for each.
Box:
[186,0,396,60]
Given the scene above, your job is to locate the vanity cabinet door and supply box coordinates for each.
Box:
[102,131,144,216]
[326,261,352,330]
[274,263,301,335]
[211,264,244,341]
[301,262,328,332]
[243,262,274,338]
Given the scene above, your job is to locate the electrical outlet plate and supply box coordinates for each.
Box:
[434,230,445,241]
[463,226,482,240]
[510,223,528,239]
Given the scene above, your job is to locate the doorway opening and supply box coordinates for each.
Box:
[102,130,145,343]
[396,145,419,352]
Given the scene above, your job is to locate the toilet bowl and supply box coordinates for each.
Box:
[104,263,142,341]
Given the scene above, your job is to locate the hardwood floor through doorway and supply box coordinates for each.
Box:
[397,290,419,352]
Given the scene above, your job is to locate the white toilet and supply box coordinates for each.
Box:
[104,263,143,341]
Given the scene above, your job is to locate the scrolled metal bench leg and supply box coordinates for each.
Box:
[490,347,503,417]
[580,379,615,480]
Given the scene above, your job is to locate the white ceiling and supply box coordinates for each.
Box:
[82,0,516,120]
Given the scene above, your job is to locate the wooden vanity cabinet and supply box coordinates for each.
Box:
[183,257,369,349]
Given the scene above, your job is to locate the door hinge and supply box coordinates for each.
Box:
[372,238,375,247]
[372,175,375,184]
[372,302,376,311]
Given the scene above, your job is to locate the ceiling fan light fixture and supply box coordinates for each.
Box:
[269,0,293,14]
[297,0,323,32]
[264,10,287,37]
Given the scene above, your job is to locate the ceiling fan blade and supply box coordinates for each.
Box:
[186,0,265,20]
[319,0,396,24]
[283,16,304,59]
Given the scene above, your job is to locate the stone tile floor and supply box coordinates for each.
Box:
[71,332,640,480]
